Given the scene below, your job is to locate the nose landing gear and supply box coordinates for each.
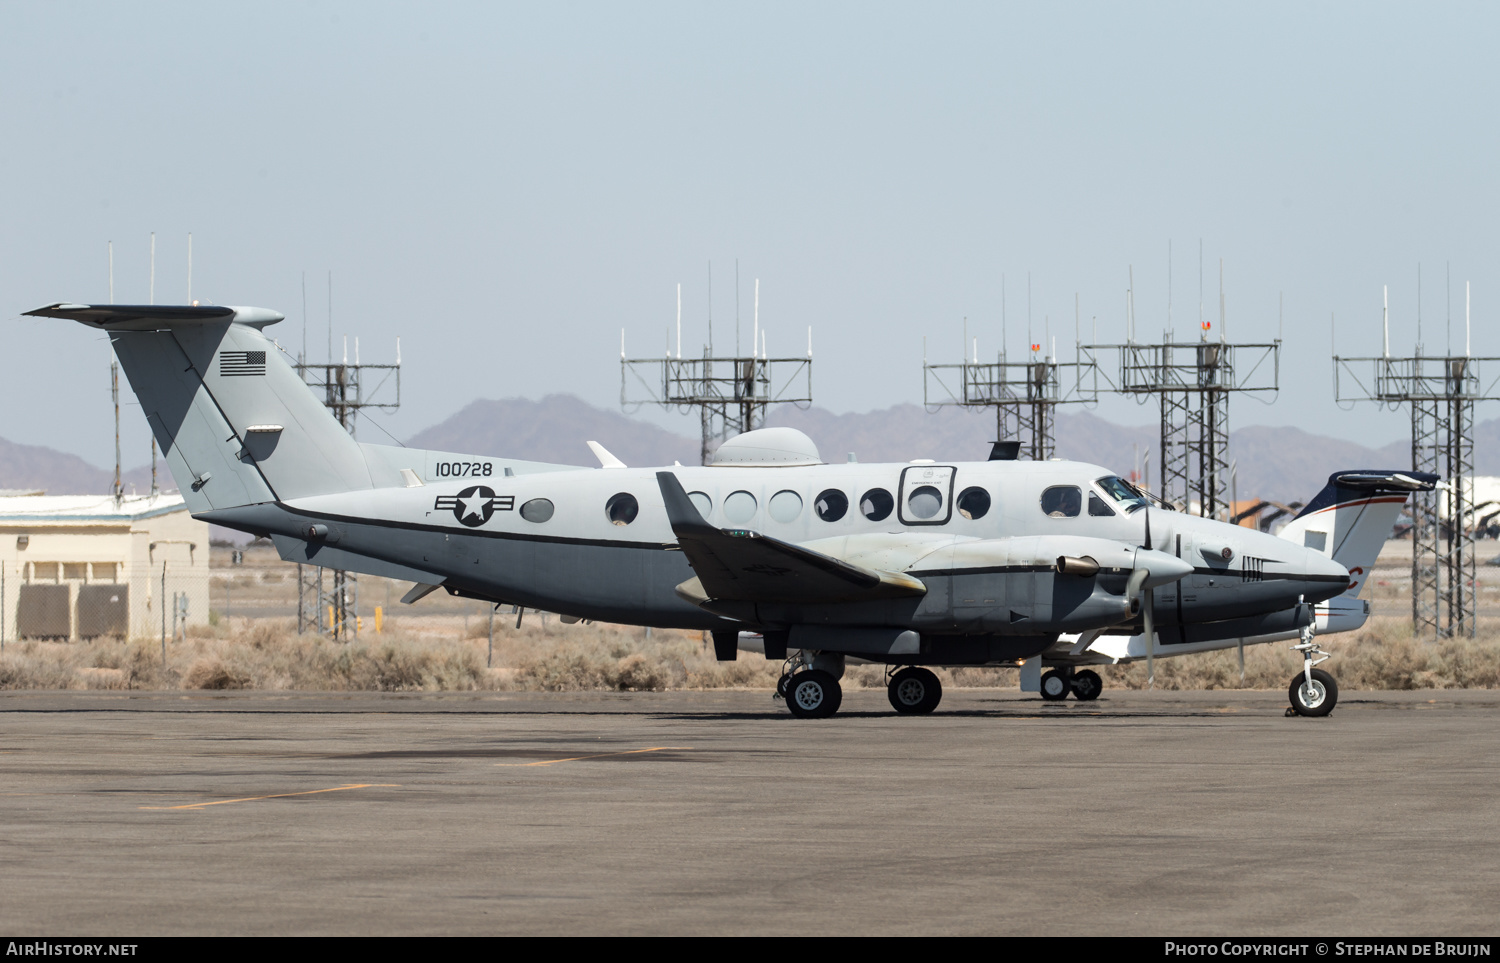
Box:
[1287,623,1338,717]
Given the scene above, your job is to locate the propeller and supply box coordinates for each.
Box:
[1133,503,1158,686]
[1125,565,1156,687]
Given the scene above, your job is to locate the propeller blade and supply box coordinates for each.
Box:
[1144,504,1152,551]
[1142,585,1155,687]
[1125,564,1162,689]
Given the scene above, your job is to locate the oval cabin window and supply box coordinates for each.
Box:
[723,490,758,524]
[605,493,639,526]
[906,485,943,519]
[768,490,803,523]
[1040,486,1081,518]
[520,498,555,523]
[957,486,991,520]
[815,489,848,522]
[860,488,894,521]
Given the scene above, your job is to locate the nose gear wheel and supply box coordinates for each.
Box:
[1287,621,1338,717]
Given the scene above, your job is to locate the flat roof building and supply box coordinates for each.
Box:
[0,493,209,642]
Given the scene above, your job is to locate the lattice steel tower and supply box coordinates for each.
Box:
[622,281,813,465]
[293,338,401,639]
[923,332,1099,461]
[1083,337,1280,519]
[1334,285,1493,638]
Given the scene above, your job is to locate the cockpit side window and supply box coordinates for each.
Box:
[1040,486,1081,518]
[1088,492,1115,517]
[1095,475,1150,514]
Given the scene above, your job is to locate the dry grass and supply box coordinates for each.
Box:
[2,615,1500,692]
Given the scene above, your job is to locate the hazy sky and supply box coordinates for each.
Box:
[4,2,1496,469]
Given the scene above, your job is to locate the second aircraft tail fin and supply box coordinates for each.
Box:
[1278,469,1438,599]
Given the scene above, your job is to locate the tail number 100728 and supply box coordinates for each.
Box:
[434,462,494,478]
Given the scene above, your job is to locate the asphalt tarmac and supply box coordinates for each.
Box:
[1,687,1497,936]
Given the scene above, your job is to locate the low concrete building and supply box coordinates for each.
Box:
[0,493,209,642]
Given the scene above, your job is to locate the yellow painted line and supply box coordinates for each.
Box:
[139,783,400,810]
[495,747,690,767]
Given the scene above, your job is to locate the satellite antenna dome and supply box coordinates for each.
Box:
[709,427,822,467]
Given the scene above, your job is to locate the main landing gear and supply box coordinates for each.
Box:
[785,669,842,719]
[1040,667,1103,702]
[775,657,944,718]
[1287,623,1338,717]
[887,666,942,714]
[779,652,846,719]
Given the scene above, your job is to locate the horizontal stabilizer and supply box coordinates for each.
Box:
[25,303,284,330]
[656,471,925,604]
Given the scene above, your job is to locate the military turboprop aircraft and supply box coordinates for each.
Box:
[29,302,1418,719]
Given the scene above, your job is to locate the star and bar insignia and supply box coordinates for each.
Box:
[434,486,515,527]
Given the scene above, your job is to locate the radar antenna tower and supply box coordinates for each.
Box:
[292,336,401,640]
[621,281,813,465]
[1334,283,1495,638]
[923,323,1099,461]
[1084,263,1279,521]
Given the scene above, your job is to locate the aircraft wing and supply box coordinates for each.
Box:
[656,471,926,604]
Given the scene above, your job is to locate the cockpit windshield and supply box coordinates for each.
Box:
[1094,476,1152,514]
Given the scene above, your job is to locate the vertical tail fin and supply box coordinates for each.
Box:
[1278,470,1438,599]
[27,303,374,512]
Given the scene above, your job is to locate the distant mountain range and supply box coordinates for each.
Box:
[6,393,1496,507]
[399,395,1480,503]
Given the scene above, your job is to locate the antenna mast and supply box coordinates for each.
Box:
[622,277,812,465]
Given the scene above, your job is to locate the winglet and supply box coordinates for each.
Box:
[587,441,627,469]
[656,471,715,537]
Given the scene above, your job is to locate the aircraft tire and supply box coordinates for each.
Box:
[1288,668,1338,717]
[887,667,942,715]
[1040,669,1071,701]
[1071,669,1103,701]
[786,670,842,719]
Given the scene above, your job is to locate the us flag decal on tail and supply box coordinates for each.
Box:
[219,351,267,376]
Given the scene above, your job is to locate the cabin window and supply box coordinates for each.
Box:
[860,488,894,521]
[688,492,713,517]
[1041,486,1082,518]
[815,489,848,522]
[1088,493,1116,517]
[723,490,758,524]
[957,487,991,520]
[906,485,943,519]
[520,498,555,523]
[769,490,803,523]
[605,493,639,526]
